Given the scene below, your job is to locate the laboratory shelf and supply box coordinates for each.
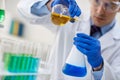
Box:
[0,68,51,76]
[0,62,51,76]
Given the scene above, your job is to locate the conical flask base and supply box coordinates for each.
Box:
[62,63,87,77]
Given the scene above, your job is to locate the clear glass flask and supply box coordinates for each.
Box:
[62,45,87,77]
[51,1,76,26]
[0,0,5,23]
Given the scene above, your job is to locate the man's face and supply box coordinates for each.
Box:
[90,0,120,27]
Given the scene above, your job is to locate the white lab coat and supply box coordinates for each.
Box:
[17,0,120,80]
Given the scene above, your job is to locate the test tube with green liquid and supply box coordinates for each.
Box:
[0,0,5,23]
[0,9,5,22]
[8,42,19,72]
[18,42,26,72]
[3,44,13,70]
[24,42,33,72]
[15,42,23,72]
[4,52,12,70]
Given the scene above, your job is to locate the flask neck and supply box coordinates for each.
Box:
[58,0,69,8]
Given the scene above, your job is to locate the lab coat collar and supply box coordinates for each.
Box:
[111,19,120,39]
[99,19,120,51]
[81,13,120,51]
[99,32,115,51]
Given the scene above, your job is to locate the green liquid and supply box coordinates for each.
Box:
[0,9,5,23]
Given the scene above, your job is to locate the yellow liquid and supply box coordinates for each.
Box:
[51,12,71,26]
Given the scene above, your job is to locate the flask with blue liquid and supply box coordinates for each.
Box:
[62,45,87,77]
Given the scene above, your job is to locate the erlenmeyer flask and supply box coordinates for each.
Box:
[62,45,87,77]
[0,0,5,23]
[51,0,76,26]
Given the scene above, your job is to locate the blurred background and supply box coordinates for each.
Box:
[0,0,120,45]
[0,0,120,80]
[1,0,92,45]
[1,0,120,44]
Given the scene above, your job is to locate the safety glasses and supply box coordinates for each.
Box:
[90,0,120,13]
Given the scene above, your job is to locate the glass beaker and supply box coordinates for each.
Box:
[0,0,5,23]
[51,2,76,26]
[62,45,87,77]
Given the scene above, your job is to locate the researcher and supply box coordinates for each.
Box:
[17,0,120,80]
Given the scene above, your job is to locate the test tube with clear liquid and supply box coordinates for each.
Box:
[0,0,5,23]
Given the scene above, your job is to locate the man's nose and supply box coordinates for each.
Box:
[96,4,105,14]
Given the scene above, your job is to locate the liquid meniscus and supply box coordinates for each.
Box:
[51,12,71,26]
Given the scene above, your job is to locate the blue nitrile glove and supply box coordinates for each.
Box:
[51,0,81,18]
[73,33,103,68]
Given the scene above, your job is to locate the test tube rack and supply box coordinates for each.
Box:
[0,38,52,80]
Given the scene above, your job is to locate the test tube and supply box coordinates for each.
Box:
[0,0,5,23]
[1,39,13,70]
[30,43,42,80]
[20,42,26,72]
[32,43,40,73]
[25,42,33,72]
[9,41,20,72]
[43,44,51,69]
[27,42,33,72]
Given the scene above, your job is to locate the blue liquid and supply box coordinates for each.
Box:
[62,63,87,77]
[33,58,40,72]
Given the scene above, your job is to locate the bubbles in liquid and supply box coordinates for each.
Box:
[51,12,71,26]
[62,63,87,77]
[0,9,5,23]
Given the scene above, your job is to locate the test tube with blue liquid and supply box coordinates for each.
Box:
[0,0,5,23]
[33,43,40,73]
[28,42,35,72]
[29,43,40,80]
[62,35,87,77]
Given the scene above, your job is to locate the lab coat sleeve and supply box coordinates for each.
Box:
[31,1,50,16]
[92,67,103,80]
[17,0,58,33]
[101,56,120,80]
[17,0,44,19]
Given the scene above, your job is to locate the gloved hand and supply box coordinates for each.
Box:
[51,0,81,18]
[73,33,103,68]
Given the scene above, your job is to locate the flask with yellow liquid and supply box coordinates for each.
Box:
[51,1,76,26]
[0,0,5,23]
